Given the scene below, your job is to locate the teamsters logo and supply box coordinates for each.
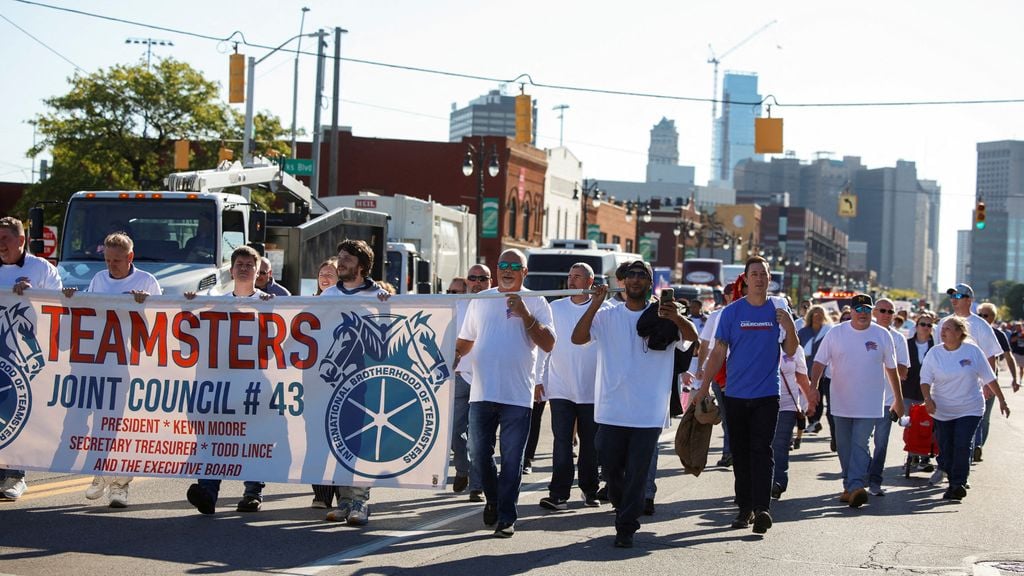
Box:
[0,303,44,451]
[319,311,451,478]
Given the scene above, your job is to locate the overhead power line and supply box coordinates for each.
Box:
[14,0,1024,110]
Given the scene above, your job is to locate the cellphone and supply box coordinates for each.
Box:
[660,289,675,305]
[889,408,899,423]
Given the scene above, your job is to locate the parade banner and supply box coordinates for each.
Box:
[0,291,456,490]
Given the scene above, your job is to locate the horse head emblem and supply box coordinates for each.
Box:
[0,303,44,379]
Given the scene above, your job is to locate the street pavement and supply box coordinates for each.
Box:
[2,372,1023,576]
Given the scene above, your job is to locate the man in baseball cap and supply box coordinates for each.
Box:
[946,283,974,299]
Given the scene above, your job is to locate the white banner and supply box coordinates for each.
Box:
[0,291,456,490]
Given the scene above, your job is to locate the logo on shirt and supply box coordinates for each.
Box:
[0,303,43,450]
[739,320,774,330]
[959,358,972,367]
[865,341,879,351]
[319,312,451,479]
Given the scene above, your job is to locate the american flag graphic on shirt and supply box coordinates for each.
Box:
[864,341,878,351]
[959,358,972,367]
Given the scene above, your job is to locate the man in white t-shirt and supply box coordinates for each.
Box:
[868,298,910,496]
[450,265,492,501]
[573,260,697,549]
[937,283,1002,369]
[63,232,161,507]
[537,262,609,511]
[184,246,273,515]
[810,294,904,510]
[0,216,62,501]
[456,249,554,539]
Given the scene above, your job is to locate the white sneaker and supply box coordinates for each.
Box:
[108,483,129,508]
[929,469,946,486]
[869,485,887,496]
[1,477,27,500]
[347,500,370,526]
[85,476,107,500]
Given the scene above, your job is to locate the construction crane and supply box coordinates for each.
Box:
[707,19,777,179]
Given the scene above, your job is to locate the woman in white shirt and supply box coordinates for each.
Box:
[920,316,1010,501]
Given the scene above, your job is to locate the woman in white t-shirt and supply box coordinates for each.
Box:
[920,316,1010,501]
[771,344,813,499]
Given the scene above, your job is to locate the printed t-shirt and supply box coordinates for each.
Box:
[715,297,789,399]
[919,342,996,421]
[815,321,896,418]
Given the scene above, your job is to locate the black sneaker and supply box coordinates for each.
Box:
[493,522,515,538]
[716,454,733,467]
[643,498,655,515]
[830,437,837,452]
[582,493,601,507]
[951,485,967,500]
[771,483,784,499]
[730,510,754,529]
[483,501,498,526]
[453,475,469,493]
[186,484,216,515]
[236,495,262,512]
[469,490,484,503]
[595,485,610,502]
[752,510,773,534]
[613,532,634,548]
[539,496,568,511]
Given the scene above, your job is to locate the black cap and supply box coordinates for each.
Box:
[850,294,874,310]
[624,260,653,279]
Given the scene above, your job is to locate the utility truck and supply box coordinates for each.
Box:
[320,192,476,294]
[28,160,388,295]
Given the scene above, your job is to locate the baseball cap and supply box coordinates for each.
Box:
[946,283,974,299]
[850,294,874,311]
[624,260,653,278]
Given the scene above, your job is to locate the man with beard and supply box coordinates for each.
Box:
[573,260,697,548]
[317,239,389,526]
[451,264,492,501]
[457,249,554,538]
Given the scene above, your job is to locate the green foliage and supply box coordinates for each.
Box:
[1003,282,1024,320]
[17,58,291,219]
[886,288,921,302]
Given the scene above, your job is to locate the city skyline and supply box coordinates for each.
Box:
[3,0,1023,295]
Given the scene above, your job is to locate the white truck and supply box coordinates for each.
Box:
[319,192,476,294]
[28,160,389,295]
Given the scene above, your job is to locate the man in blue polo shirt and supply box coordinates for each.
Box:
[693,256,810,536]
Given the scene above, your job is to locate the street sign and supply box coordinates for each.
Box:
[40,225,58,259]
[838,193,857,218]
[283,158,314,176]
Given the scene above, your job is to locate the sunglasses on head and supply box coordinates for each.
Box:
[467,274,490,282]
[625,270,650,279]
[876,308,894,315]
[951,293,970,300]
[497,262,523,271]
[918,322,933,328]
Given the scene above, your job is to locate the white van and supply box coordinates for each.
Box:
[524,247,641,293]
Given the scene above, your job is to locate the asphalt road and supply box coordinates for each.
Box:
[2,373,1023,576]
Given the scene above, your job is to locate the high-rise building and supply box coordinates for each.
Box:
[712,72,761,184]
[957,230,972,284]
[970,141,1024,298]
[449,89,537,144]
[646,117,695,184]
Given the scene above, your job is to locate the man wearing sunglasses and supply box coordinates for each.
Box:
[451,265,492,503]
[867,298,910,496]
[810,294,903,510]
[456,251,554,538]
[255,256,291,296]
[573,260,698,548]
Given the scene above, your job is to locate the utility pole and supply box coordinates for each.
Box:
[290,7,310,159]
[328,27,348,198]
[553,104,569,147]
[311,29,326,198]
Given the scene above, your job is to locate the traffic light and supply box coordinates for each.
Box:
[229,53,245,103]
[975,200,986,230]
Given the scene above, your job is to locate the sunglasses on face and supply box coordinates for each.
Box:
[951,293,970,300]
[497,262,523,271]
[853,306,872,314]
[625,270,650,280]
[918,322,933,328]
[876,309,895,315]
[467,274,490,282]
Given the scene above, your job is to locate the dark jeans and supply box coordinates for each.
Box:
[595,424,661,536]
[197,479,265,502]
[712,382,730,457]
[451,374,480,489]
[548,399,599,499]
[469,401,532,526]
[524,400,546,462]
[810,377,834,433]
[935,415,981,488]
[974,395,996,448]
[0,469,25,480]
[771,410,798,491]
[725,395,779,513]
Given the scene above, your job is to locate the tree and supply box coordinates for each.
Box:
[18,58,290,221]
[1003,282,1024,320]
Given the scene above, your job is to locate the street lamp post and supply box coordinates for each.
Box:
[463,137,500,261]
[575,179,602,242]
[290,7,310,159]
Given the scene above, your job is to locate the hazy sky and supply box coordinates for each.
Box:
[3,0,1023,294]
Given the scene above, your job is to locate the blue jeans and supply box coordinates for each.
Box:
[935,415,981,488]
[869,406,893,489]
[771,410,798,491]
[548,399,599,499]
[712,382,730,457]
[833,416,875,492]
[451,374,480,490]
[974,395,996,448]
[725,395,779,513]
[197,479,265,502]
[645,443,659,499]
[469,401,532,526]
[596,424,661,536]
[0,469,25,480]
